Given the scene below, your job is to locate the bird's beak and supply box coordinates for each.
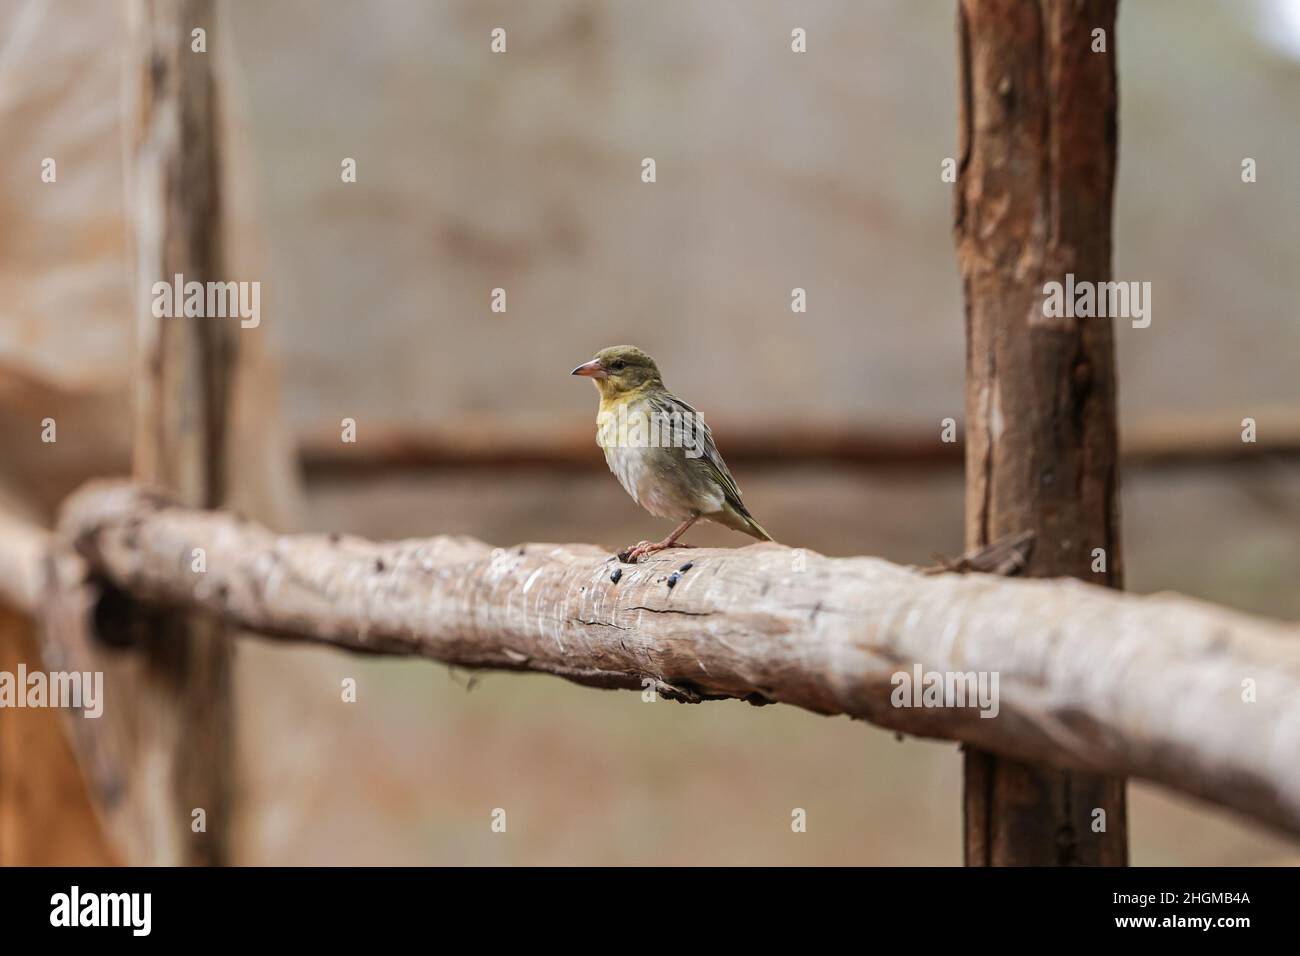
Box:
[570,359,608,379]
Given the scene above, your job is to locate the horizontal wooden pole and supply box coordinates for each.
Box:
[41,479,1300,837]
[0,509,52,613]
[298,422,958,474]
[299,415,1300,477]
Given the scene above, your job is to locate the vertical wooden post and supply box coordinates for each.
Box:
[120,0,234,865]
[954,0,1127,865]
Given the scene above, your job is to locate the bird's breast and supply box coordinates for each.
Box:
[603,443,699,519]
[596,403,720,520]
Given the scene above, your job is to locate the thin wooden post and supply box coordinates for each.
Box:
[954,0,1127,865]
[116,0,235,865]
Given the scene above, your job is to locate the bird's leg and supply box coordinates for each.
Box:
[619,514,698,563]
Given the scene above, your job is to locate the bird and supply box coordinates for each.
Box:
[570,345,773,563]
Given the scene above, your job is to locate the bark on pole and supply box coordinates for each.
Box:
[33,480,1300,839]
[955,0,1127,865]
[115,0,235,865]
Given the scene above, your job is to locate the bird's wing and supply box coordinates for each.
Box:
[648,392,748,512]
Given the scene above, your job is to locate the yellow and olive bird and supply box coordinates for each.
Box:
[571,345,773,563]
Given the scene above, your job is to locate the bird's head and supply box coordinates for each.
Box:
[570,345,663,400]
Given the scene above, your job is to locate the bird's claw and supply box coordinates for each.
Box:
[618,540,664,564]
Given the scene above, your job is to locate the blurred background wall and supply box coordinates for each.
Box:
[1,0,1297,864]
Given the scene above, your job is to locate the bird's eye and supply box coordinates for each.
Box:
[611,360,626,371]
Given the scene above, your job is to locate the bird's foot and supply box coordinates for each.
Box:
[617,539,682,564]
[618,540,656,563]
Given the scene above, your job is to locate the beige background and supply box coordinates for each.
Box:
[0,0,1297,864]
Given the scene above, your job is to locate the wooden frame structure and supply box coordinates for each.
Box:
[1,0,1297,866]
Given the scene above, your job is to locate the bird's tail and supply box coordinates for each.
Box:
[720,501,773,542]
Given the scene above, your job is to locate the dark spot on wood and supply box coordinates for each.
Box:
[678,561,693,573]
[374,558,386,573]
[610,567,622,584]
[99,775,127,810]
[150,53,167,92]
[666,572,679,589]
[92,583,141,650]
[328,532,341,544]
[617,550,632,564]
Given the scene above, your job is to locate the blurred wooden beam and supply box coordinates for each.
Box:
[297,421,960,474]
[3,356,1298,505]
[296,414,1300,477]
[0,605,118,866]
[87,0,236,866]
[0,503,117,866]
[0,508,50,614]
